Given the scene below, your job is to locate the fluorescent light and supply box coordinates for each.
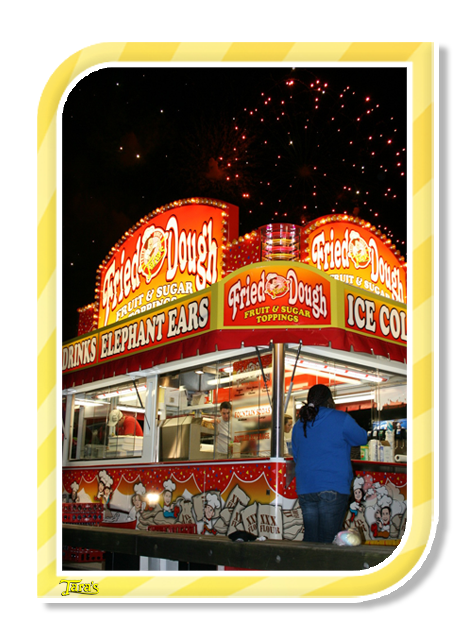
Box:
[290,390,375,405]
[97,384,147,399]
[334,392,375,405]
[75,398,109,407]
[290,388,312,397]
[292,366,362,386]
[116,405,146,414]
[285,357,384,383]
[207,367,272,386]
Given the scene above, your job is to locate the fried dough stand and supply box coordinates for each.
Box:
[62,198,407,571]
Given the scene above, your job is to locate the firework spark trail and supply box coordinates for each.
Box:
[226,68,407,252]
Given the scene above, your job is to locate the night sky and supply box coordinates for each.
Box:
[62,65,407,341]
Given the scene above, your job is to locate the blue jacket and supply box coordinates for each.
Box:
[292,406,367,496]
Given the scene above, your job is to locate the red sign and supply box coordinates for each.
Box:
[305,215,407,304]
[96,199,238,328]
[223,263,332,328]
[63,262,407,377]
[63,294,210,374]
[62,334,99,372]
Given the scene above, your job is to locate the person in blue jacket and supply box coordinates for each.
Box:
[292,384,367,543]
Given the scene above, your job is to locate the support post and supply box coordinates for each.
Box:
[271,343,285,458]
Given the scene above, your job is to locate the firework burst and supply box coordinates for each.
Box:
[223,68,407,251]
[171,111,260,199]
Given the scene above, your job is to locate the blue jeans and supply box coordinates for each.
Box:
[298,491,349,543]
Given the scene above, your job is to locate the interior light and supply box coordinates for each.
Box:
[334,392,375,404]
[290,390,375,405]
[96,384,147,399]
[74,398,109,407]
[207,367,272,386]
[291,367,362,386]
[285,357,384,383]
[116,405,146,414]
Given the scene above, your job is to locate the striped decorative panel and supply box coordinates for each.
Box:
[37,42,435,600]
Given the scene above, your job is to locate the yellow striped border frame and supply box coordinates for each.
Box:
[37,42,436,601]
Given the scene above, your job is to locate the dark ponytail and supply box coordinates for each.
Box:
[298,384,334,437]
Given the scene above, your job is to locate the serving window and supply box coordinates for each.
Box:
[158,351,273,461]
[62,345,406,465]
[284,348,407,459]
[66,378,147,461]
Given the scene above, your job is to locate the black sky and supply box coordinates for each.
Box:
[62,65,407,341]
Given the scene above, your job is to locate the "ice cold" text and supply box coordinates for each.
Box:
[346,293,407,342]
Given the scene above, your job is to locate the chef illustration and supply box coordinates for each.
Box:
[139,226,167,282]
[348,477,365,523]
[348,230,371,269]
[363,483,405,540]
[200,493,221,535]
[70,481,80,503]
[162,479,180,519]
[96,479,105,501]
[372,495,392,539]
[264,273,290,300]
[127,482,146,522]
[96,469,114,503]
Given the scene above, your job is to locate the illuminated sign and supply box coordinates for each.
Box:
[63,261,406,377]
[96,199,238,328]
[345,291,407,344]
[62,334,98,372]
[63,293,210,374]
[305,215,407,303]
[223,263,331,327]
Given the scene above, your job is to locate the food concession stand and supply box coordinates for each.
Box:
[62,197,407,567]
